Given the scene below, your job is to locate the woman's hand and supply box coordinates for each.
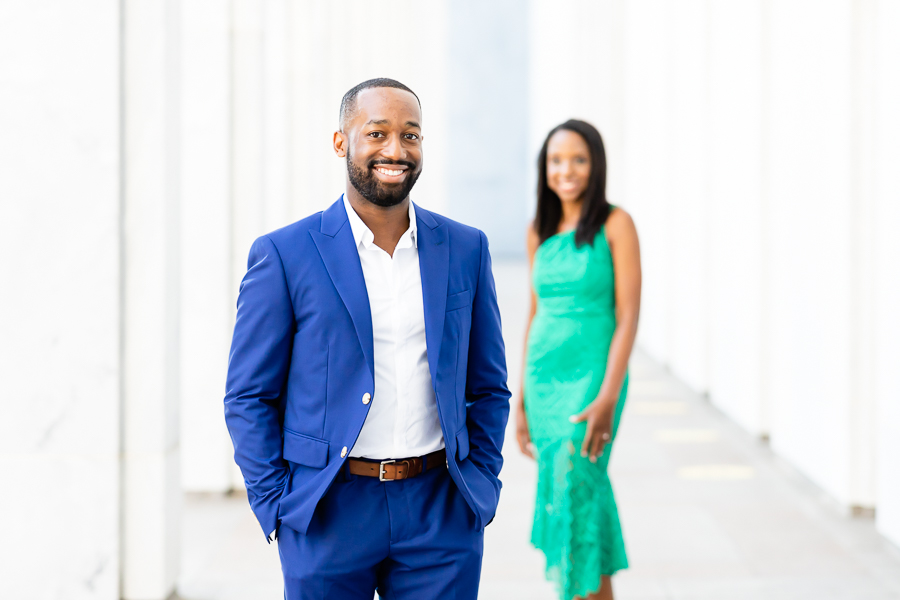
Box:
[515,399,535,459]
[569,396,617,462]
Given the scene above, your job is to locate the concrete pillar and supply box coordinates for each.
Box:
[286,0,339,219]
[231,0,266,291]
[0,2,121,598]
[849,0,878,511]
[180,0,233,494]
[619,0,670,362]
[663,0,710,394]
[763,0,857,507]
[263,0,291,230]
[706,0,767,435]
[873,0,900,545]
[120,0,182,597]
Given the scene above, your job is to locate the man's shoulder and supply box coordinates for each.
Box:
[416,205,484,248]
[259,211,327,249]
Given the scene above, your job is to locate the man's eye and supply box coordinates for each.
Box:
[369,131,384,138]
[404,133,419,140]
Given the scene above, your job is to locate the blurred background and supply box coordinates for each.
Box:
[2,1,900,599]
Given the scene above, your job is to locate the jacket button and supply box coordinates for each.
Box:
[362,392,371,405]
[341,447,348,458]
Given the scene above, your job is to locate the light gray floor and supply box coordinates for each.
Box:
[180,261,900,600]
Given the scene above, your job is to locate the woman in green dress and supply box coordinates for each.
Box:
[517,120,642,600]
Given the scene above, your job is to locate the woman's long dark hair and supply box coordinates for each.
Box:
[534,119,611,247]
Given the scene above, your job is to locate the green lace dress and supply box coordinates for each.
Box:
[524,228,629,600]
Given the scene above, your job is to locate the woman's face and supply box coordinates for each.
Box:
[546,130,591,204]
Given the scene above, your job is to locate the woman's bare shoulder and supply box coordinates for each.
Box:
[526,221,540,256]
[605,206,637,240]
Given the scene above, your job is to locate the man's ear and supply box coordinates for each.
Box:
[333,131,347,157]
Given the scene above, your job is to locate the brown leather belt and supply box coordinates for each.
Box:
[347,449,446,482]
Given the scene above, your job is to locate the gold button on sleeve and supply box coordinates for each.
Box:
[341,447,347,458]
[362,392,371,405]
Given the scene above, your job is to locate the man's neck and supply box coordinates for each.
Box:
[346,188,411,257]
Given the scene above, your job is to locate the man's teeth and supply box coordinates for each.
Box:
[376,167,404,176]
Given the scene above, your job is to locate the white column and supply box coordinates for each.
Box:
[229,0,266,489]
[663,0,710,394]
[619,0,670,362]
[848,0,878,511]
[764,0,856,506]
[231,0,265,280]
[180,0,233,494]
[286,0,337,219]
[873,0,900,545]
[263,0,291,230]
[120,0,182,597]
[706,0,767,435]
[0,2,121,598]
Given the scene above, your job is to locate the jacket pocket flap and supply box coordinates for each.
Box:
[446,290,471,312]
[283,428,329,469]
[456,427,470,461]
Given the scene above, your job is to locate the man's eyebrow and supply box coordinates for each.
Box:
[363,118,421,129]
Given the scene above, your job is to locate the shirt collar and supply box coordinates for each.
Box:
[342,194,418,250]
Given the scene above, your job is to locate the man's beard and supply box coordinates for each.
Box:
[346,149,421,207]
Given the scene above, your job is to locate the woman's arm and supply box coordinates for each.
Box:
[515,224,541,459]
[571,208,642,461]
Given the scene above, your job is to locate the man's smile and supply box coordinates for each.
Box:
[372,163,411,182]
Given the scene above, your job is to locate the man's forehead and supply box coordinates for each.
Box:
[354,87,421,123]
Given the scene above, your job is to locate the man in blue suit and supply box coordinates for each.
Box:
[224,78,510,599]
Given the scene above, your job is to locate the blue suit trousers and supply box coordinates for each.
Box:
[278,462,484,599]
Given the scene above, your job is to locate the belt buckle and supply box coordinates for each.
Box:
[379,459,396,482]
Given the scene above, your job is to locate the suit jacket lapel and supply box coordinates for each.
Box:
[310,198,375,378]
[416,204,449,386]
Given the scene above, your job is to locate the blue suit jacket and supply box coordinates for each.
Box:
[224,197,511,539]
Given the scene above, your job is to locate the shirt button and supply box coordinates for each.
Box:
[362,392,371,405]
[341,447,348,458]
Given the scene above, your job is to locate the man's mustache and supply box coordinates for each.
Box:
[369,159,417,170]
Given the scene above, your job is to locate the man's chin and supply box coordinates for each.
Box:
[367,194,407,208]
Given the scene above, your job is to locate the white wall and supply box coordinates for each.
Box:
[871,0,900,549]
[0,1,184,598]
[180,0,233,494]
[663,0,710,394]
[706,0,768,435]
[764,0,860,507]
[0,3,121,598]
[619,0,670,363]
[120,0,183,596]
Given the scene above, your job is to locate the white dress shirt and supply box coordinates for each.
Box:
[343,195,445,459]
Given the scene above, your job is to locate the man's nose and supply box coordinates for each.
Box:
[381,135,404,161]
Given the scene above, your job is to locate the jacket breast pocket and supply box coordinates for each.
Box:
[446,289,471,312]
[283,427,329,469]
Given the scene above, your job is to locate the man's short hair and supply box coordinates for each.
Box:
[339,78,421,131]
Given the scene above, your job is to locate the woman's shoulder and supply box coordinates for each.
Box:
[604,205,637,240]
[526,221,541,256]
